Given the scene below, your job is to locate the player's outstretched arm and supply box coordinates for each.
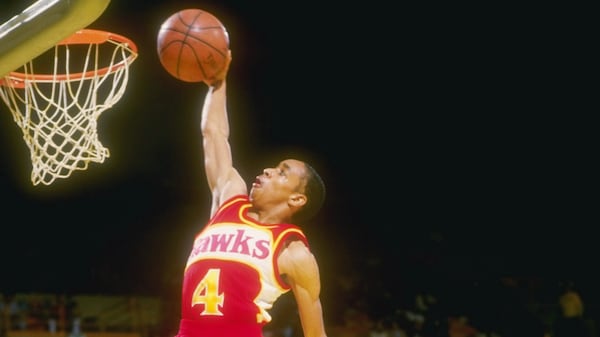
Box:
[200,54,246,217]
[278,241,328,337]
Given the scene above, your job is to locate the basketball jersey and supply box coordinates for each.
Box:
[175,195,309,337]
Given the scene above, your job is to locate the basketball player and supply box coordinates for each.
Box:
[172,52,328,337]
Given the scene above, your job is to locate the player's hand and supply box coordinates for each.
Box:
[205,50,232,88]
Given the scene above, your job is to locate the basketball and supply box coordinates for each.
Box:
[157,9,229,83]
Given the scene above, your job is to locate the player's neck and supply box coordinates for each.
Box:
[247,208,289,225]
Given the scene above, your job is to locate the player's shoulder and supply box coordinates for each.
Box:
[218,194,250,209]
[278,240,320,293]
[282,241,314,265]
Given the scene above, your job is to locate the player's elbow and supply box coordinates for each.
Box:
[304,323,327,337]
[201,124,229,142]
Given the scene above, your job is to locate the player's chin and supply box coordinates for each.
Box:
[249,185,260,199]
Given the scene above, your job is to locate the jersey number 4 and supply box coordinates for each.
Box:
[192,268,225,315]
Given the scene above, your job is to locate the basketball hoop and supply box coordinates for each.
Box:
[0,29,138,186]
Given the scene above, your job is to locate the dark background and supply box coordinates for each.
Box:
[0,0,595,320]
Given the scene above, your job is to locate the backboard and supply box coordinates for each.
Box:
[0,0,110,77]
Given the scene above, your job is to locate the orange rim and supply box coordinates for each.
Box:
[1,29,138,88]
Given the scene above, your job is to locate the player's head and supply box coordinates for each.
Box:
[250,159,325,222]
[295,161,326,221]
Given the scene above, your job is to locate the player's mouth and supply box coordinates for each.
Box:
[252,177,262,188]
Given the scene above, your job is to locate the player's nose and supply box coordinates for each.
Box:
[263,168,273,177]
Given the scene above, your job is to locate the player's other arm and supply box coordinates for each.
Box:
[201,64,247,217]
[278,241,328,337]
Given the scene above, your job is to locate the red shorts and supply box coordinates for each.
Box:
[174,318,264,337]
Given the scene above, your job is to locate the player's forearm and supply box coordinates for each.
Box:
[201,80,233,195]
[301,319,327,337]
[201,80,229,137]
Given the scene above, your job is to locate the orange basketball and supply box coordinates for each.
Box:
[157,9,229,83]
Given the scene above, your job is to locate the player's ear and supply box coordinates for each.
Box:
[289,193,307,208]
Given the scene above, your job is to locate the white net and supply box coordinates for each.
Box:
[0,31,137,185]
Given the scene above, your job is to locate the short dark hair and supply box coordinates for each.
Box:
[295,162,326,222]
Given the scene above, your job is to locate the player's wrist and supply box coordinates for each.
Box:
[208,79,224,90]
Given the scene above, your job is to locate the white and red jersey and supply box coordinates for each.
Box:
[174,195,309,337]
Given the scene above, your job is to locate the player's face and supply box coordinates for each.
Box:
[250,159,306,203]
